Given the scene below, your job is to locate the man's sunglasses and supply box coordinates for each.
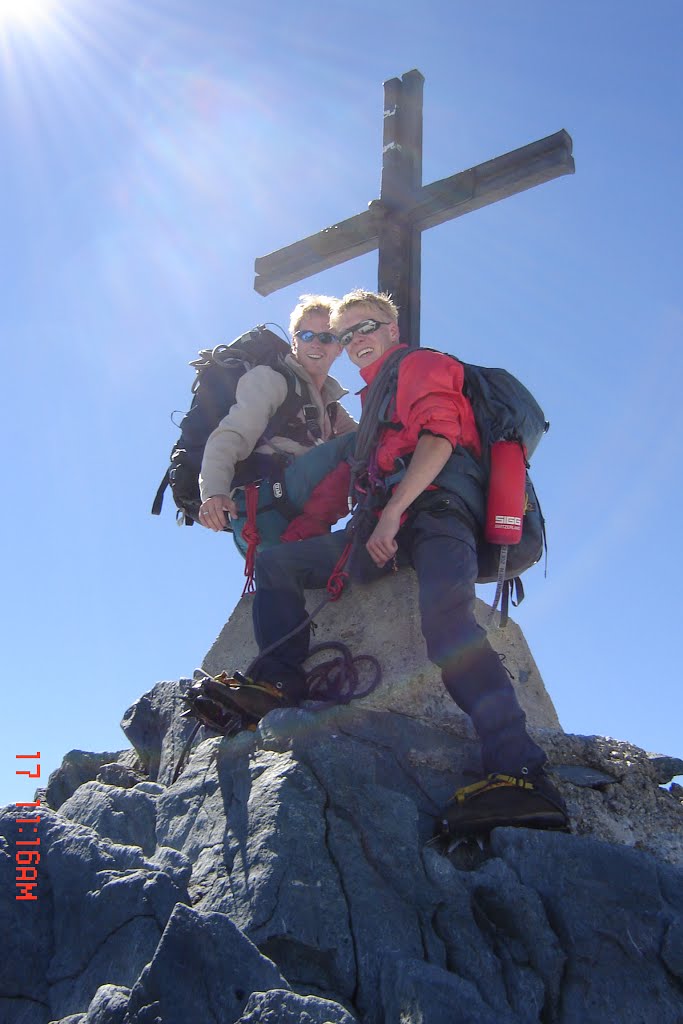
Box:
[338,319,390,348]
[294,330,339,345]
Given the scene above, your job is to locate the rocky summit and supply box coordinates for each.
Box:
[2,585,683,1024]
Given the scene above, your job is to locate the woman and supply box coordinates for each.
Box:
[197,295,356,561]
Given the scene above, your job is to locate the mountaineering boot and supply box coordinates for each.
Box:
[208,670,294,721]
[436,771,569,839]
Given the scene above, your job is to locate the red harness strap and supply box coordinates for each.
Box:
[241,484,261,596]
[327,541,352,601]
[325,505,411,601]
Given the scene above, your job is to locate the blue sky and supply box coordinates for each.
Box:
[2,0,681,808]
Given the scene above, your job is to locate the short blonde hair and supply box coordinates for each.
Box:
[330,289,399,330]
[289,294,337,337]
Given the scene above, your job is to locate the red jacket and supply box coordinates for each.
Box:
[360,344,481,469]
[281,345,481,541]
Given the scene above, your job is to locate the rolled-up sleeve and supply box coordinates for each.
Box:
[199,366,288,500]
[395,351,465,448]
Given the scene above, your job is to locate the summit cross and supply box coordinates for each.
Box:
[254,69,574,346]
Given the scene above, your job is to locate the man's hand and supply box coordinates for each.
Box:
[198,494,237,532]
[364,434,454,566]
[366,505,402,567]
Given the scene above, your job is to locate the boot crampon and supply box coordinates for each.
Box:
[173,629,382,784]
[181,670,290,735]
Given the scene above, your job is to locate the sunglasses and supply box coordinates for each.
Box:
[294,330,339,345]
[338,319,390,348]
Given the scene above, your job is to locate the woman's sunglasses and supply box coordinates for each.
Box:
[294,330,339,345]
[338,319,390,348]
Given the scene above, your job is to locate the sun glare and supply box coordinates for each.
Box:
[0,0,55,29]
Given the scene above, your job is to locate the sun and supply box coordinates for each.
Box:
[0,0,56,29]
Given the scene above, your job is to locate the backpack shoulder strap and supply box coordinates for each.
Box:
[375,346,440,426]
[350,347,411,490]
[151,471,169,516]
[327,401,339,437]
[262,360,322,445]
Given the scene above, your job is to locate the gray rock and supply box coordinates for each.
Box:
[156,729,358,1002]
[647,754,683,784]
[236,989,358,1023]
[96,764,144,789]
[82,985,131,1024]
[424,844,567,1022]
[0,1002,52,1024]
[552,764,615,788]
[32,786,48,807]
[530,730,683,864]
[43,751,129,810]
[489,828,683,1023]
[203,576,563,733]
[123,903,287,1024]
[49,987,131,1024]
[461,856,566,1021]
[661,919,683,982]
[6,577,683,1024]
[120,680,197,786]
[147,846,192,888]
[0,807,188,1024]
[157,703,683,1022]
[59,783,158,857]
[132,782,165,796]
[422,847,514,1015]
[1,813,53,1010]
[380,955,510,1024]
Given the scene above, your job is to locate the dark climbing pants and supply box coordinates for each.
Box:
[252,509,547,776]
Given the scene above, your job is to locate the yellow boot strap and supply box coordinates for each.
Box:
[452,773,535,806]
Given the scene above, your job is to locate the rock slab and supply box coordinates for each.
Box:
[2,699,682,1023]
[202,570,562,734]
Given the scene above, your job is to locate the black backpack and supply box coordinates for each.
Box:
[356,347,548,619]
[152,325,324,527]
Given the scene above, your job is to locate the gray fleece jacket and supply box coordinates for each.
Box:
[199,353,357,500]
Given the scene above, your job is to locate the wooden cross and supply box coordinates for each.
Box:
[254,69,574,346]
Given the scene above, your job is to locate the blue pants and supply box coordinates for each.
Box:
[231,433,356,558]
[252,508,547,776]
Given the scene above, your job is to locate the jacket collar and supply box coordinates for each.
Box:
[359,344,409,388]
[285,352,349,402]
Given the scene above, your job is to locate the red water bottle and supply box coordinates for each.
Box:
[485,440,526,545]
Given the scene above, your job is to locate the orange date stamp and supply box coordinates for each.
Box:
[15,752,41,901]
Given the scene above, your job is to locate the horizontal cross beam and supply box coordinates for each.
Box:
[254,129,574,296]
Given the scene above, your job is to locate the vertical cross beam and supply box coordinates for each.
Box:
[376,70,424,346]
[253,70,574,349]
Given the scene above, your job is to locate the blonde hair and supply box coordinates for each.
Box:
[330,289,399,330]
[288,294,337,337]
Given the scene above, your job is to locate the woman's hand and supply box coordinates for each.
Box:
[198,494,237,531]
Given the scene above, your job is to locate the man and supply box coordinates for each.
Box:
[197,295,357,553]
[228,289,567,838]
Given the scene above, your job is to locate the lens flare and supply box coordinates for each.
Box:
[0,0,56,29]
